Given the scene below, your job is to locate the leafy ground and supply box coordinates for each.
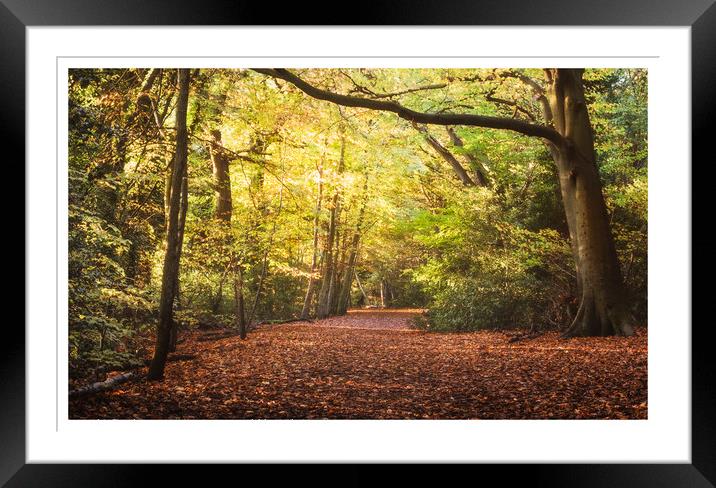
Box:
[69,309,647,420]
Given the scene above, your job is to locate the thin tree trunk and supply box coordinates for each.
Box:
[316,130,345,319]
[210,128,233,221]
[211,277,224,314]
[446,127,490,187]
[300,164,323,319]
[207,104,243,334]
[417,124,476,186]
[337,174,369,315]
[247,181,284,326]
[148,68,191,380]
[234,260,247,340]
[354,269,368,306]
[168,164,189,353]
[316,199,338,319]
[328,222,346,315]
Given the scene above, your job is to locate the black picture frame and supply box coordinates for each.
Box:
[5,1,710,485]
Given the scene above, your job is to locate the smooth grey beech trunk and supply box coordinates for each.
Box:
[545,69,634,337]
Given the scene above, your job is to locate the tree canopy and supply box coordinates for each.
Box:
[68,67,647,395]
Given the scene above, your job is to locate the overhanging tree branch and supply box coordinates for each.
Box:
[252,69,565,146]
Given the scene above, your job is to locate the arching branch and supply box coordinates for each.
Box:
[251,69,565,146]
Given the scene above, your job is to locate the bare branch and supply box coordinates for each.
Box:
[338,70,447,99]
[413,123,476,187]
[484,88,537,122]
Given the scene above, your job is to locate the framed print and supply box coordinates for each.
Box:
[7,0,711,485]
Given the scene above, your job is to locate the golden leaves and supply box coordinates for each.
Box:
[70,310,647,420]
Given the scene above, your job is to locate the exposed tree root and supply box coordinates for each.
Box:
[561,297,634,338]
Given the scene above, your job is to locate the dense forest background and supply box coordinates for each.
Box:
[68,68,647,378]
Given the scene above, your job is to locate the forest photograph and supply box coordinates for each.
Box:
[67,67,648,420]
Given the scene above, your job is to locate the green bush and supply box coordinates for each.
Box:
[411,191,574,332]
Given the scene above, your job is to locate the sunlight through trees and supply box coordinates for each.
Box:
[68,68,647,399]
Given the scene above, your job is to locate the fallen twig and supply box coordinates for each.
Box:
[69,371,139,398]
[78,354,198,396]
[507,331,545,343]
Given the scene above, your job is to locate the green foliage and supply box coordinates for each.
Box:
[68,67,648,372]
[68,69,165,375]
[587,68,648,322]
[408,191,574,331]
[68,204,155,372]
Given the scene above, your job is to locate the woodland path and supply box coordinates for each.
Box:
[69,309,647,420]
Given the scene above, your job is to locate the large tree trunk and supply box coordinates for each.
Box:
[300,281,316,319]
[545,69,634,337]
[148,68,191,380]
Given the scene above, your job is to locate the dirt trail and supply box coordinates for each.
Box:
[301,308,424,330]
[69,308,647,420]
